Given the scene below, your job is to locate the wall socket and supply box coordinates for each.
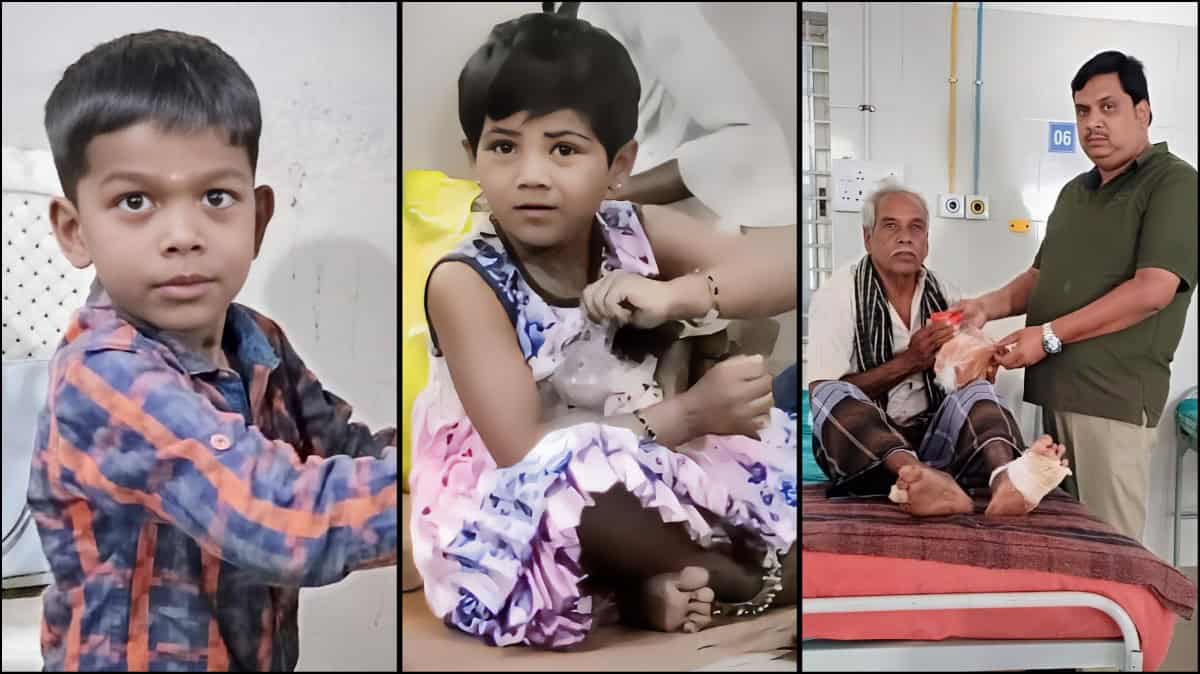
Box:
[832,159,904,212]
[966,195,989,220]
[937,193,965,219]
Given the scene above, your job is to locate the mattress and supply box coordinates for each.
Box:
[802,550,1179,671]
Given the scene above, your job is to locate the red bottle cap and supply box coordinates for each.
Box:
[930,310,963,326]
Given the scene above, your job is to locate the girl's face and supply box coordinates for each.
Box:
[470,109,635,250]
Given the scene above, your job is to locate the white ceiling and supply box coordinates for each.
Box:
[884,3,1199,27]
[980,2,1197,27]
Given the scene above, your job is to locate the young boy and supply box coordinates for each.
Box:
[28,29,396,671]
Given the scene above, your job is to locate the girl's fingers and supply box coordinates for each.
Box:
[584,279,609,323]
[747,391,773,416]
[581,285,599,322]
[591,275,619,321]
[605,291,633,324]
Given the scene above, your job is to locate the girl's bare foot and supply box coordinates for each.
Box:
[634,566,716,633]
[892,465,974,516]
[985,435,1069,517]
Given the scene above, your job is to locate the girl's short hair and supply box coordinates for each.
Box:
[458,8,640,168]
[44,29,261,205]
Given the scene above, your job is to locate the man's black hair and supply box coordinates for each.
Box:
[44,29,261,205]
[1071,50,1152,126]
[458,4,639,168]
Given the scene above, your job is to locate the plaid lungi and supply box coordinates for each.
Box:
[808,379,1026,497]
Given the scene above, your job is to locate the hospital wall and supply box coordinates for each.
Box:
[402,2,800,371]
[823,3,1198,564]
[1,3,397,669]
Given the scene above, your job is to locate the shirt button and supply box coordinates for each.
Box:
[210,434,232,451]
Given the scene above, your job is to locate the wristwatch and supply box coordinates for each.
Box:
[1042,322,1063,355]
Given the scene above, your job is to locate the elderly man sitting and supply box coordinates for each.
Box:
[805,184,1067,517]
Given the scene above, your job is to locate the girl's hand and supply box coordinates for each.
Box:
[581,270,675,329]
[681,354,774,439]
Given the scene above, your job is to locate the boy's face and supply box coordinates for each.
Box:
[50,121,274,340]
[467,108,635,249]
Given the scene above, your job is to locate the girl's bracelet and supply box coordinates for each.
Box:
[633,408,658,442]
[686,269,720,327]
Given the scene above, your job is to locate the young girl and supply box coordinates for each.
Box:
[409,8,797,649]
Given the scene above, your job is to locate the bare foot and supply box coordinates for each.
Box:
[984,469,1029,516]
[985,435,1069,517]
[893,465,974,517]
[636,566,716,633]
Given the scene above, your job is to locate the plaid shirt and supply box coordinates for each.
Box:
[27,291,397,671]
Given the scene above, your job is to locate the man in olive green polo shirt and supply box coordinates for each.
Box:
[951,51,1198,543]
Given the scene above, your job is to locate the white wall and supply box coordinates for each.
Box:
[823,2,1198,564]
[403,1,796,178]
[1,2,397,669]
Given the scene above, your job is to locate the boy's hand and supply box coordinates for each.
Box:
[581,270,674,329]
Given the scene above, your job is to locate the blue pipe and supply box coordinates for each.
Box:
[973,2,983,195]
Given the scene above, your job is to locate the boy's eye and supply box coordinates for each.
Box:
[116,190,236,213]
[203,190,236,208]
[117,193,151,213]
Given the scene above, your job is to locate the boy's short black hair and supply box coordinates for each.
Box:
[458,7,640,168]
[1071,50,1152,126]
[44,29,262,205]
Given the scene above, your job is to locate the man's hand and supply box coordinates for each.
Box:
[995,326,1045,369]
[947,297,989,330]
[611,160,693,206]
[903,322,957,372]
[985,355,1000,384]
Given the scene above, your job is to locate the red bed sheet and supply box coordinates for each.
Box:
[802,550,1180,671]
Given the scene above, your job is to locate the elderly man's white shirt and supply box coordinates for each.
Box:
[803,260,964,425]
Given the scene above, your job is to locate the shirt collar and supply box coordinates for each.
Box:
[84,278,281,376]
[1084,140,1166,190]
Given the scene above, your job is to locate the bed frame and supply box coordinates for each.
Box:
[802,590,1143,671]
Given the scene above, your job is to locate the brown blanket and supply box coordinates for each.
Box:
[802,484,1197,620]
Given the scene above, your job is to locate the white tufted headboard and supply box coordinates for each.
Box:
[2,147,94,361]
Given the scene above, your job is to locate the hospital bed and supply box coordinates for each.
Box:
[800,388,1197,672]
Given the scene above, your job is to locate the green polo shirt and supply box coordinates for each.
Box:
[1025,141,1198,427]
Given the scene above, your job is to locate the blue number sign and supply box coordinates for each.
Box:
[1048,122,1076,154]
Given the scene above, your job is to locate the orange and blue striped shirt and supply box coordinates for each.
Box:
[26,293,397,671]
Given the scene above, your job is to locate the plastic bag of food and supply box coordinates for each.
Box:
[934,327,997,392]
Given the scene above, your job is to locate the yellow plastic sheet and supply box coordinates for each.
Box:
[402,170,480,490]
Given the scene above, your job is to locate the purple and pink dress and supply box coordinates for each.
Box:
[409,200,796,648]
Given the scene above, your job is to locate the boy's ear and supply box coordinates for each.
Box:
[48,197,93,269]
[252,186,274,258]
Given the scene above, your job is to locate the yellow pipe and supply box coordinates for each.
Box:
[949,2,958,194]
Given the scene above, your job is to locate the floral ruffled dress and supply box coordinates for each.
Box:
[408,200,796,648]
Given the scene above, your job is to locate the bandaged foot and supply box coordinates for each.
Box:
[984,435,1071,516]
